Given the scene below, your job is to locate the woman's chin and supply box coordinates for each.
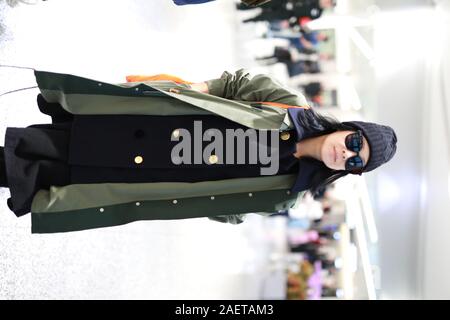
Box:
[324,159,339,171]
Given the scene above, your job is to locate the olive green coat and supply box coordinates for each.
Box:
[30,69,309,233]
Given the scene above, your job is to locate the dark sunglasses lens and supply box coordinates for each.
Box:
[345,132,362,152]
[346,156,364,170]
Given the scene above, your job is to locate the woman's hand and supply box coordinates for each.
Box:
[189,82,209,94]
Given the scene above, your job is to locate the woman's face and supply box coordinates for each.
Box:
[321,130,370,171]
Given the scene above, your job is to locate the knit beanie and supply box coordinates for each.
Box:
[342,121,397,173]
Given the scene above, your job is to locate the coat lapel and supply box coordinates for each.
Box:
[35,70,289,130]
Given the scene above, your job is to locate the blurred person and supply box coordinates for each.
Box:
[242,0,335,24]
[289,192,323,220]
[256,46,295,65]
[237,0,281,10]
[0,69,396,233]
[317,229,336,240]
[289,31,329,53]
[266,15,313,34]
[256,46,327,64]
[321,285,339,298]
[301,82,324,107]
[302,82,323,96]
[317,258,336,269]
[290,235,329,253]
[287,60,321,77]
[264,28,329,53]
[255,46,322,77]
[288,229,319,245]
[265,30,329,54]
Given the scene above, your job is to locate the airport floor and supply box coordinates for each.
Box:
[0,0,285,299]
[2,0,450,300]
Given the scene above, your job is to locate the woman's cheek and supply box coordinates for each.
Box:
[323,156,337,170]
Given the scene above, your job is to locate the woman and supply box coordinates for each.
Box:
[0,69,396,233]
[241,0,333,24]
[255,46,321,77]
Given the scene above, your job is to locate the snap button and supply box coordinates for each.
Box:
[280,132,290,141]
[172,129,180,139]
[173,200,178,204]
[210,196,215,200]
[169,88,180,94]
[136,202,141,206]
[248,193,253,197]
[99,208,104,212]
[134,156,144,164]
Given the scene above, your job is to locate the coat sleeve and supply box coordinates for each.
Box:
[205,69,309,107]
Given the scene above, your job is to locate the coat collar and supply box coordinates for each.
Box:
[287,108,326,193]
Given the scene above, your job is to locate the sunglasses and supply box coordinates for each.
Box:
[344,130,365,172]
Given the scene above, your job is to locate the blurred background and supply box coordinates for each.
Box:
[0,0,449,300]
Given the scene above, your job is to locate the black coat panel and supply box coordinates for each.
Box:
[36,94,300,185]
[69,114,299,184]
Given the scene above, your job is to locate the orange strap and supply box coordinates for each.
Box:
[257,102,311,109]
[126,74,194,84]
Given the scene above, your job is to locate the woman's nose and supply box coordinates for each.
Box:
[342,149,357,160]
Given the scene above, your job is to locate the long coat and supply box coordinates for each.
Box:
[25,69,310,233]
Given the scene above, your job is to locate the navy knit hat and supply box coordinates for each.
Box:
[342,121,397,173]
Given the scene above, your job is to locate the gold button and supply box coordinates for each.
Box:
[208,154,219,164]
[134,156,144,164]
[280,132,290,141]
[172,129,180,139]
[169,88,180,94]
